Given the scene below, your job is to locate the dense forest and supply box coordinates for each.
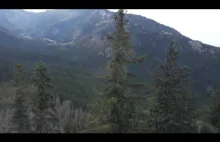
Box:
[0,9,220,133]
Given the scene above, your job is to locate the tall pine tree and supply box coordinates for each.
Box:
[91,9,146,133]
[147,42,195,133]
[11,64,30,133]
[32,62,59,133]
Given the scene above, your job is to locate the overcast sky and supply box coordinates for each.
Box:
[24,9,220,47]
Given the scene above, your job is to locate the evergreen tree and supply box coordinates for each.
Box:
[147,42,195,133]
[92,9,146,133]
[11,64,30,133]
[14,64,25,86]
[32,62,59,133]
[208,88,220,132]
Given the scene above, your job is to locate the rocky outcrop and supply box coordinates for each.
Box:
[188,40,204,53]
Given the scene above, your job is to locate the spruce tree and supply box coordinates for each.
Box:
[147,42,195,133]
[32,62,59,133]
[92,9,146,133]
[11,64,30,133]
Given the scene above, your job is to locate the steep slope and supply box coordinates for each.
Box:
[0,10,16,31]
[18,10,182,43]
[0,9,220,97]
[0,25,29,47]
[39,10,220,96]
[0,24,58,49]
[0,9,37,32]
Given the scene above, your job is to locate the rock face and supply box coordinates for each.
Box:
[188,40,219,54]
[189,40,204,53]
[0,9,220,95]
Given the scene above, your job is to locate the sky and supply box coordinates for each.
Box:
[24,9,220,47]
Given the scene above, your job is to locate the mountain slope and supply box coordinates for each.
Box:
[0,9,220,98]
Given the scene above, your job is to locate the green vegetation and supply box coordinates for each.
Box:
[31,62,59,133]
[0,9,219,133]
[10,64,30,133]
[147,42,195,133]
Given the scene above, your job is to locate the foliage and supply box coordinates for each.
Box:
[31,62,59,133]
[10,64,30,133]
[91,9,147,133]
[147,42,196,133]
[0,10,220,133]
[205,87,220,132]
[55,98,89,133]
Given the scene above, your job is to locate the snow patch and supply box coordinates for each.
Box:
[20,33,32,40]
[162,30,172,35]
[41,38,57,44]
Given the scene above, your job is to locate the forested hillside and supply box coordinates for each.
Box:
[0,9,220,133]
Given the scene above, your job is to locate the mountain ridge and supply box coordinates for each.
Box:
[0,9,220,97]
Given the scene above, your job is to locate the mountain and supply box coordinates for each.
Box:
[0,9,220,100]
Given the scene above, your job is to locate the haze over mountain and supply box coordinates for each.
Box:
[0,9,220,100]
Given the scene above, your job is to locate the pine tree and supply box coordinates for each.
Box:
[32,62,59,133]
[92,9,146,133]
[11,64,30,133]
[147,42,195,133]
